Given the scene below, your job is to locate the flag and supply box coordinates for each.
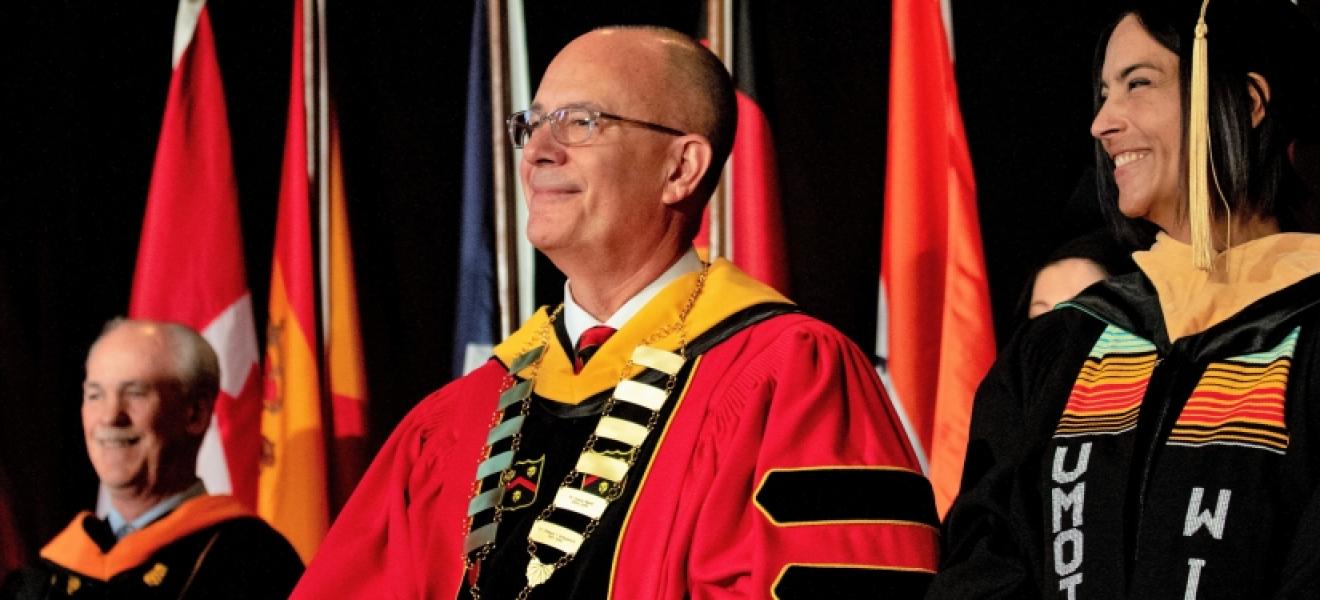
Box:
[453,0,497,377]
[259,0,328,563]
[695,1,790,294]
[728,0,790,294]
[324,107,368,513]
[877,0,995,517]
[129,0,262,511]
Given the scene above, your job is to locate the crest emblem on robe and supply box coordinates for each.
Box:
[503,455,544,510]
[578,448,630,496]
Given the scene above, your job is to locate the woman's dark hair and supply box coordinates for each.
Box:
[1092,0,1320,247]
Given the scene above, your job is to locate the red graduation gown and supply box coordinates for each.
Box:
[293,260,938,599]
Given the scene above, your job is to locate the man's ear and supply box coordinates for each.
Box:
[661,135,713,207]
[1248,72,1272,128]
[184,394,214,437]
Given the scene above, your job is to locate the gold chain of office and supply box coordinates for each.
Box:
[462,262,710,599]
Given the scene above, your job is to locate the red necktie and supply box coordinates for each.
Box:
[574,325,616,373]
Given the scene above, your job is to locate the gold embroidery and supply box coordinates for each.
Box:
[143,563,169,587]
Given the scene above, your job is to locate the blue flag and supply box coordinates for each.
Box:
[453,0,496,376]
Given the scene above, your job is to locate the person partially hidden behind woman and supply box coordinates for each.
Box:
[930,0,1320,597]
[1022,229,1139,320]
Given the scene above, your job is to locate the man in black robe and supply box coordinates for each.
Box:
[1,319,302,599]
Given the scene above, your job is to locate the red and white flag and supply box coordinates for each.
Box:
[129,0,262,509]
[878,0,995,517]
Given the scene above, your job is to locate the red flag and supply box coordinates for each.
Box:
[259,0,328,563]
[129,0,262,510]
[694,2,790,294]
[878,0,995,517]
[726,92,790,294]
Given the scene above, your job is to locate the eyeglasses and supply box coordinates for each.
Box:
[506,107,686,149]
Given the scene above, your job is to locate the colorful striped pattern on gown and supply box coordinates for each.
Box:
[1168,327,1298,454]
[1055,325,1158,438]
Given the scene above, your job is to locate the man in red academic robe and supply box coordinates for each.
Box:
[294,27,938,599]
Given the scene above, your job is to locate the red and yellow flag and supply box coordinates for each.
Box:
[325,110,369,513]
[260,0,328,563]
[878,0,996,517]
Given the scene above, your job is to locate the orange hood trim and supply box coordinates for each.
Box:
[40,495,253,581]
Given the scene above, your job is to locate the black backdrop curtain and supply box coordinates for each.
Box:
[3,0,1317,564]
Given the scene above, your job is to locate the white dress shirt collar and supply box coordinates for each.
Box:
[563,248,703,347]
[105,479,207,539]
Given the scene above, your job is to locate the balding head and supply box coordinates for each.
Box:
[94,318,220,409]
[575,26,737,204]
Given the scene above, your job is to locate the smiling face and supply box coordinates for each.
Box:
[1091,15,1186,238]
[519,30,688,269]
[82,324,206,504]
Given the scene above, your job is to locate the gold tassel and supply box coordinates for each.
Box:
[1187,0,1214,270]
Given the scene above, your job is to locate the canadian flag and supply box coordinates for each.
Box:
[128,0,262,509]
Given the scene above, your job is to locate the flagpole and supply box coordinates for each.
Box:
[314,0,331,343]
[941,0,956,62]
[488,0,519,338]
[507,0,534,323]
[312,0,340,513]
[705,0,730,261]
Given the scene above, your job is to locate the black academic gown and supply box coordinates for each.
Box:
[1,495,302,600]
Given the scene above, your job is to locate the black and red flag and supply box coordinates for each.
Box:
[695,1,791,295]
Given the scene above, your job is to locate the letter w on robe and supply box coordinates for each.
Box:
[1183,487,1231,539]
